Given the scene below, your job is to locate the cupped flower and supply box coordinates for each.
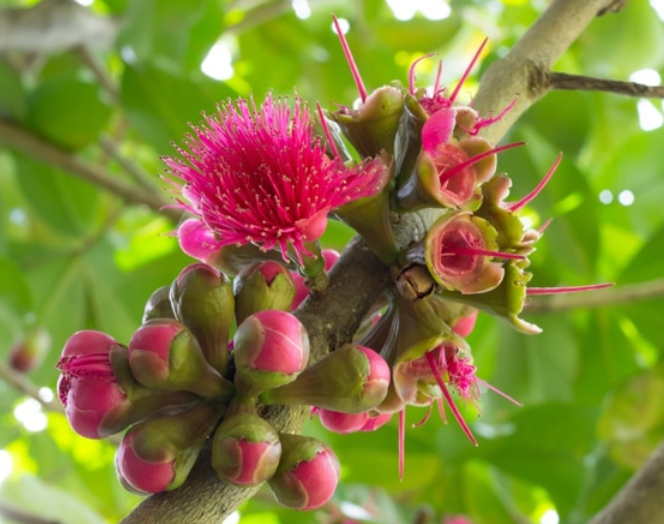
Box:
[56,330,128,439]
[164,94,386,264]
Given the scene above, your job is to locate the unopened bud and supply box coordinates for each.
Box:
[234,261,296,324]
[142,286,175,323]
[268,434,340,510]
[9,327,51,373]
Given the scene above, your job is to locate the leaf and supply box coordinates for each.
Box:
[121,59,234,153]
[0,58,26,120]
[25,79,113,151]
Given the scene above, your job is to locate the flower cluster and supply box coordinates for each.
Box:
[56,13,612,514]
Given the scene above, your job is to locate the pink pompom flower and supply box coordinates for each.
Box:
[164,94,386,264]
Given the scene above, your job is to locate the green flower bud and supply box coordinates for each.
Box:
[170,263,234,373]
[142,286,175,323]
[233,261,296,324]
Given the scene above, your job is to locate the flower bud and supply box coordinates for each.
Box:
[116,401,223,493]
[452,310,478,337]
[233,261,296,324]
[170,263,234,373]
[316,409,370,434]
[360,411,392,432]
[128,319,234,399]
[212,411,282,486]
[268,434,340,510]
[9,327,51,373]
[233,310,309,395]
[260,345,390,413]
[142,286,175,323]
[176,218,222,264]
[291,249,339,309]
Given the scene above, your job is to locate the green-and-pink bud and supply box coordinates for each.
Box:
[116,401,223,493]
[212,411,282,486]
[315,409,391,434]
[170,263,234,373]
[233,310,310,395]
[260,345,390,413]
[233,261,296,324]
[268,434,340,510]
[128,319,234,399]
[9,327,51,373]
[142,286,175,323]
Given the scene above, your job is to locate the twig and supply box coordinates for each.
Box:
[472,0,623,144]
[548,72,664,98]
[0,360,64,415]
[99,135,158,192]
[0,117,182,223]
[74,45,119,102]
[0,503,61,524]
[525,279,664,313]
[588,439,664,524]
[225,0,291,35]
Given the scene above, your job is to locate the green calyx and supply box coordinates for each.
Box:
[233,262,295,324]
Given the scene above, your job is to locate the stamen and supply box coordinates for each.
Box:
[509,153,562,212]
[398,409,406,480]
[443,247,525,260]
[316,103,340,159]
[434,60,443,95]
[467,97,518,136]
[437,397,448,424]
[538,218,553,234]
[448,38,488,104]
[476,378,522,406]
[527,282,614,295]
[425,351,478,446]
[408,54,436,95]
[332,15,367,102]
[438,141,526,185]
[412,402,434,428]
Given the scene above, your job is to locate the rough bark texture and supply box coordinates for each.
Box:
[120,0,636,522]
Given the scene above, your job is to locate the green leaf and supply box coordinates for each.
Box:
[25,79,112,151]
[0,255,32,314]
[121,59,234,153]
[0,58,26,120]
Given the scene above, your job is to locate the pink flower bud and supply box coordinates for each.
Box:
[56,330,128,439]
[316,409,370,434]
[233,310,309,395]
[452,310,478,337]
[128,319,233,399]
[9,327,51,373]
[176,218,222,264]
[212,412,282,486]
[269,434,340,510]
[359,412,392,432]
[116,401,222,493]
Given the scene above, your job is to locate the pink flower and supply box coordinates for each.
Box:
[56,330,128,439]
[165,94,385,263]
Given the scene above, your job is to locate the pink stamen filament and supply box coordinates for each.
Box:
[467,97,518,136]
[408,53,436,95]
[316,103,340,159]
[538,218,553,234]
[509,152,562,212]
[398,409,406,480]
[412,402,434,428]
[437,397,447,424]
[476,378,522,406]
[439,141,526,186]
[527,282,614,295]
[448,38,488,104]
[332,15,367,103]
[442,247,525,260]
[434,60,443,94]
[425,351,478,446]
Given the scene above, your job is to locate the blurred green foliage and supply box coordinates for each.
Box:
[1,1,664,523]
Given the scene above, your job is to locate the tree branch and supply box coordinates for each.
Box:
[588,440,664,524]
[526,278,664,313]
[548,72,664,98]
[0,117,182,223]
[0,502,61,524]
[473,0,621,144]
